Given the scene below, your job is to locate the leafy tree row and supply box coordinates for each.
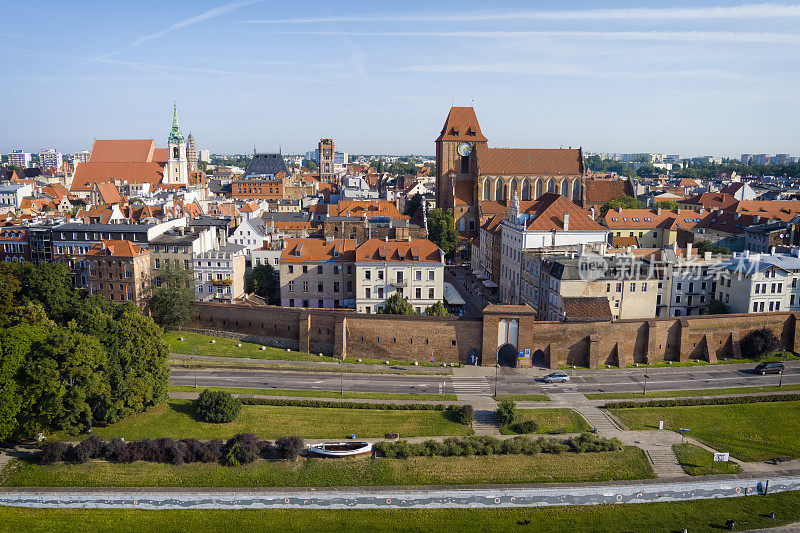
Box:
[0,262,169,442]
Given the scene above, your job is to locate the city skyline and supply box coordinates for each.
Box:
[2,1,800,156]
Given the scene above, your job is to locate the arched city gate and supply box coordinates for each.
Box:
[481,304,539,368]
[497,318,519,367]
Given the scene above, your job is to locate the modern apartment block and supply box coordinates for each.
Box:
[278,238,357,309]
[716,251,800,314]
[354,238,444,314]
[8,150,31,168]
[38,148,63,171]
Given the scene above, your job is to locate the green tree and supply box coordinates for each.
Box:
[249,264,279,303]
[702,299,729,315]
[302,158,318,171]
[655,199,678,210]
[12,262,77,323]
[380,293,416,315]
[425,301,451,316]
[600,195,641,218]
[427,208,459,256]
[149,261,196,330]
[404,193,422,216]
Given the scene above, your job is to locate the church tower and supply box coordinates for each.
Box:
[186,132,197,172]
[165,104,188,185]
[435,107,487,211]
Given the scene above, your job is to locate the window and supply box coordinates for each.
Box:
[155,258,160,269]
[318,299,324,308]
[630,283,636,292]
[415,270,422,281]
[396,271,404,283]
[302,265,308,274]
[317,265,323,274]
[302,281,308,292]
[616,283,622,292]
[642,283,647,292]
[288,281,294,292]
[429,288,434,299]
[428,270,435,281]
[365,288,371,298]
[365,270,371,280]
[378,270,384,280]
[416,288,421,299]
[378,287,384,298]
[334,281,340,292]
[675,295,681,303]
[753,301,759,312]
[756,284,761,294]
[288,265,294,274]
[334,265,341,274]
[318,282,323,292]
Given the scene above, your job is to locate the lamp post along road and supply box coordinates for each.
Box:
[643,374,650,396]
[193,348,198,389]
[494,363,499,397]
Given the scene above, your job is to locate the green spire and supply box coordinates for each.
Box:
[168,103,185,144]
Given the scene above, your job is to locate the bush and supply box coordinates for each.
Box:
[275,436,305,460]
[496,400,517,427]
[566,433,622,453]
[194,389,242,423]
[80,435,105,458]
[515,420,539,434]
[199,439,224,463]
[241,398,444,411]
[104,438,127,463]
[39,441,69,465]
[452,405,474,425]
[373,435,616,458]
[740,328,779,359]
[606,393,800,409]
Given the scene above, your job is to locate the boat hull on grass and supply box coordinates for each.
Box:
[306,442,373,457]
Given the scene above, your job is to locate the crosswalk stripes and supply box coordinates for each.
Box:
[450,376,492,396]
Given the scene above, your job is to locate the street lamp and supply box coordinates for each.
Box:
[643,374,650,396]
[193,348,198,389]
[340,360,344,395]
[494,363,500,397]
[779,369,783,388]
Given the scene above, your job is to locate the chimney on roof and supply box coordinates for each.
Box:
[563,211,569,231]
[686,242,693,259]
[699,207,704,215]
[771,246,776,255]
[755,215,761,223]
[676,208,680,214]
[656,207,662,216]
[590,207,596,220]
[385,235,389,242]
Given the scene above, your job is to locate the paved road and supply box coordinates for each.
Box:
[444,267,484,317]
[171,362,800,397]
[171,368,455,396]
[2,475,798,509]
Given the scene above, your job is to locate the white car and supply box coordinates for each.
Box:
[543,372,570,383]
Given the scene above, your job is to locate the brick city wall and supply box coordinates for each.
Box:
[191,303,799,368]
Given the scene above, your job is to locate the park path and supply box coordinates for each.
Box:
[450,368,501,436]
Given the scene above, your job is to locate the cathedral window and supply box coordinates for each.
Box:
[483,179,491,201]
[560,179,569,197]
[173,147,179,158]
[461,155,469,173]
[509,179,518,200]
[535,179,543,199]
[572,180,582,203]
[521,179,531,201]
[548,179,557,194]
[495,179,505,202]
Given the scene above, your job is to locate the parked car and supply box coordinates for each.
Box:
[543,372,570,383]
[755,362,785,375]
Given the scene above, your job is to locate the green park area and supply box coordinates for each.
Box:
[3,447,652,488]
[500,409,592,435]
[2,490,799,532]
[57,400,471,442]
[609,400,800,461]
[672,443,741,476]
[165,331,440,367]
[169,385,457,402]
[586,383,800,400]
[495,394,551,402]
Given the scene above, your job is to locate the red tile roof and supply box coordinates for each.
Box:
[604,208,700,230]
[584,179,633,204]
[280,238,356,262]
[355,238,443,263]
[562,297,612,322]
[85,239,147,258]
[327,201,407,220]
[436,107,488,142]
[89,140,157,163]
[681,192,738,210]
[522,193,604,232]
[476,145,582,176]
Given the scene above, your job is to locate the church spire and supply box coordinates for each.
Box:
[169,103,185,144]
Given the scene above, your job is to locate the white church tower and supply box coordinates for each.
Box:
[165,104,188,185]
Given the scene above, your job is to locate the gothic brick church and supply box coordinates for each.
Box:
[435,107,585,236]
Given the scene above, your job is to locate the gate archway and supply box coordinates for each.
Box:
[498,343,518,367]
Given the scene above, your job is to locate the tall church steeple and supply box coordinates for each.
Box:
[165,103,188,185]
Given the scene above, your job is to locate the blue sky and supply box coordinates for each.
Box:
[2,1,799,157]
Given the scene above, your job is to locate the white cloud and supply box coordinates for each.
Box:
[279,30,800,44]
[248,3,800,24]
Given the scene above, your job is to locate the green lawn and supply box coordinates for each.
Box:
[586,384,800,400]
[673,443,741,476]
[494,395,551,402]
[500,409,592,435]
[166,331,440,367]
[2,490,800,532]
[170,358,449,376]
[2,447,652,488]
[609,401,800,462]
[623,351,798,368]
[56,400,471,441]
[169,385,457,402]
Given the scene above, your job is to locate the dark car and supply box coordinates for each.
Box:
[755,362,785,375]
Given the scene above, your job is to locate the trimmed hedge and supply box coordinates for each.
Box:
[39,434,303,467]
[496,400,517,426]
[606,393,800,409]
[372,433,621,458]
[194,389,242,423]
[240,397,453,411]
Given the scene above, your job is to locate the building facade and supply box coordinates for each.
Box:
[194,244,247,303]
[318,138,335,183]
[86,240,151,307]
[279,238,357,309]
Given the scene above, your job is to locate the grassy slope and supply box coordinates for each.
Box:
[3,447,653,488]
[500,409,592,435]
[166,331,439,367]
[169,385,457,401]
[673,443,741,476]
[59,400,471,441]
[610,401,800,461]
[586,384,800,400]
[2,490,800,532]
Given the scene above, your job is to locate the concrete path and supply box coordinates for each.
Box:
[2,475,798,509]
[450,375,501,436]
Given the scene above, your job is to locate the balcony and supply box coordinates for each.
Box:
[211,278,233,286]
[391,279,407,287]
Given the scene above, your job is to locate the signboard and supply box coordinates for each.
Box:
[524,349,531,358]
[429,355,435,362]
[518,351,524,358]
[713,452,730,462]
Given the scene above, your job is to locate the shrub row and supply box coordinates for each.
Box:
[606,393,800,409]
[372,433,622,459]
[39,434,305,466]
